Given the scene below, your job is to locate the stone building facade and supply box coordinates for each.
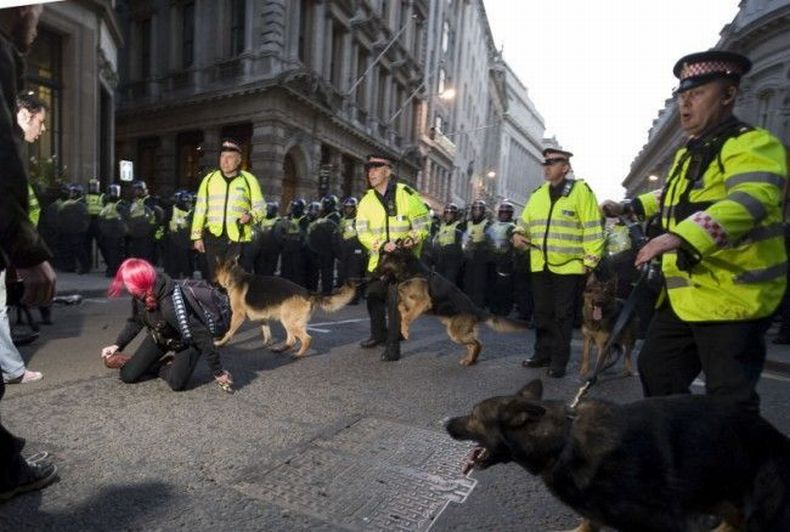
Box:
[623,0,790,197]
[23,0,122,191]
[114,0,428,205]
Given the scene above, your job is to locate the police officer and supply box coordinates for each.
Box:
[433,202,465,286]
[251,202,282,276]
[514,148,604,378]
[356,154,431,361]
[57,183,92,274]
[164,190,193,279]
[279,198,307,286]
[308,195,341,294]
[487,201,517,316]
[336,197,366,304]
[84,178,103,270]
[191,140,265,280]
[462,200,492,307]
[303,201,322,291]
[127,180,161,265]
[98,184,128,277]
[602,50,787,412]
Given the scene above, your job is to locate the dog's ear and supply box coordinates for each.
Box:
[518,379,543,400]
[502,401,546,428]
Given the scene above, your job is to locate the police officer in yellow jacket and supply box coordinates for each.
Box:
[357,154,430,361]
[514,148,604,378]
[603,51,787,412]
[191,140,265,280]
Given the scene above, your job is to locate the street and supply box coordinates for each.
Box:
[2,276,790,531]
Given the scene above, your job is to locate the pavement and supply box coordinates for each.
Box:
[54,269,790,377]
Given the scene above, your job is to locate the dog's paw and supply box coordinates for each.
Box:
[214,338,229,347]
[459,358,476,367]
[270,342,291,353]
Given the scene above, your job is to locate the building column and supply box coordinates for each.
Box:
[250,117,287,200]
[200,128,221,176]
[156,134,177,195]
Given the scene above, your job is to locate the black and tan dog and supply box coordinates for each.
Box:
[377,247,528,366]
[446,379,790,532]
[214,259,355,356]
[580,272,637,377]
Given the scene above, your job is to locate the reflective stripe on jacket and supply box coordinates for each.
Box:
[637,126,787,322]
[190,170,265,242]
[517,179,604,274]
[356,182,430,271]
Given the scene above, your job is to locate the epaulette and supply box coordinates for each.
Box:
[400,184,416,195]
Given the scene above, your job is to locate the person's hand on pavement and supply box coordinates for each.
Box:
[17,261,56,307]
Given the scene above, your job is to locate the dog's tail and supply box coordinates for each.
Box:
[311,282,356,312]
[484,316,530,333]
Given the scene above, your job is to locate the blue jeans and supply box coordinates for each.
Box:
[0,270,26,381]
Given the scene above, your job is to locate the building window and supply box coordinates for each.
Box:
[229,0,246,57]
[329,24,344,89]
[140,17,152,79]
[377,70,388,121]
[182,2,195,68]
[355,48,368,120]
[25,27,62,186]
[298,0,311,64]
[757,91,773,129]
[381,0,389,21]
[176,130,204,190]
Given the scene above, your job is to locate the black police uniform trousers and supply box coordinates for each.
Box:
[531,270,584,372]
[463,251,491,308]
[435,248,463,287]
[637,303,770,413]
[119,335,202,392]
[365,277,401,347]
[203,233,251,281]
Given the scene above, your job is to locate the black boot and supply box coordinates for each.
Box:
[380,343,400,362]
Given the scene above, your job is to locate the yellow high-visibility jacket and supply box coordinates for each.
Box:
[86,193,103,216]
[191,170,264,242]
[516,179,604,274]
[27,184,40,226]
[356,181,430,271]
[637,124,787,322]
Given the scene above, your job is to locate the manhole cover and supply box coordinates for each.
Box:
[236,418,475,530]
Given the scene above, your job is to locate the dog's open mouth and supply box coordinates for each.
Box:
[462,445,492,474]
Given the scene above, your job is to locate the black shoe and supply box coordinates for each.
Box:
[546,368,566,378]
[0,460,58,501]
[360,337,385,349]
[380,345,401,361]
[522,357,550,368]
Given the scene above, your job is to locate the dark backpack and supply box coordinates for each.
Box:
[172,280,231,339]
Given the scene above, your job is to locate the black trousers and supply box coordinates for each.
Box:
[203,233,249,281]
[531,271,583,371]
[435,250,463,287]
[463,256,490,308]
[119,335,201,391]
[280,244,305,287]
[0,378,29,490]
[100,235,125,277]
[365,278,401,346]
[638,304,770,412]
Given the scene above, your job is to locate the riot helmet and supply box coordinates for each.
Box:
[266,201,279,218]
[289,198,306,217]
[320,194,338,214]
[470,200,487,222]
[132,180,148,198]
[307,201,321,219]
[68,183,84,200]
[443,202,459,223]
[106,184,121,201]
[497,201,514,222]
[342,197,358,217]
[88,178,100,194]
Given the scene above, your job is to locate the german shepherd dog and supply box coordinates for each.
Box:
[377,247,528,366]
[446,379,790,532]
[580,272,637,377]
[213,259,355,356]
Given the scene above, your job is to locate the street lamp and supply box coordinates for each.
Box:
[486,170,496,179]
[386,85,456,126]
[438,88,456,101]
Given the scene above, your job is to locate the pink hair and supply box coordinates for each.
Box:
[108,258,158,309]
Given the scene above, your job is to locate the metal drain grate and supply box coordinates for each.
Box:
[236,418,476,530]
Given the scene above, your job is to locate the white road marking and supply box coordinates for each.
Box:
[306,327,331,333]
[308,318,369,327]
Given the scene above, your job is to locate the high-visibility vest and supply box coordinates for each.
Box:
[517,179,604,274]
[340,216,358,241]
[637,124,787,322]
[169,206,191,232]
[465,220,489,245]
[27,184,40,226]
[356,181,430,271]
[259,216,279,232]
[86,193,103,216]
[190,170,265,242]
[435,220,461,247]
[487,221,515,254]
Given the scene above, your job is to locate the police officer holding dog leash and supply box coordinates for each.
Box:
[602,50,787,413]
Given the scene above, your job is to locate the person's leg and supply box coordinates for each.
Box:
[637,305,700,397]
[528,271,554,364]
[694,318,770,413]
[381,282,401,361]
[0,271,26,381]
[364,278,387,345]
[550,273,584,374]
[119,335,168,383]
[159,347,201,391]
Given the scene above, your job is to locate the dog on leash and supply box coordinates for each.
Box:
[446,379,790,532]
[580,272,637,377]
[377,247,528,366]
[213,259,355,356]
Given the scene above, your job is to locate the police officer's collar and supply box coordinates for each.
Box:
[685,115,739,148]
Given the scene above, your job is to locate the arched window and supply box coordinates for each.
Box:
[757,90,773,130]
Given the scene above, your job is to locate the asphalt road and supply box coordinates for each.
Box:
[2,297,789,531]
